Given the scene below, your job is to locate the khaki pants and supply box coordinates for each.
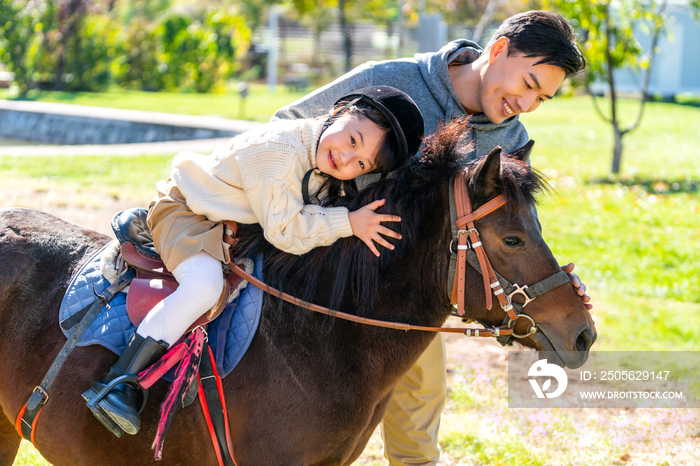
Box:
[381,334,446,465]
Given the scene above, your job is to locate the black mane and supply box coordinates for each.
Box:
[233,118,547,321]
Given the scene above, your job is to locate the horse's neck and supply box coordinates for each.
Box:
[337,190,454,381]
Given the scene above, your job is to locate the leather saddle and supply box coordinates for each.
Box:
[112,208,243,331]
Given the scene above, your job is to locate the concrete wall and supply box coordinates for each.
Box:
[0,100,259,145]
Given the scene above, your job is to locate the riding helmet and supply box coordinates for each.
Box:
[331,85,424,169]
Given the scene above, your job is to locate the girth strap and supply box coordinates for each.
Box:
[17,266,135,445]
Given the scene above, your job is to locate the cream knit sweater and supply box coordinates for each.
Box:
[169,118,353,255]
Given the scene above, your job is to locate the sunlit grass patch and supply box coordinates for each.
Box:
[593,294,700,351]
[449,365,507,412]
[440,413,547,466]
[537,184,699,305]
[14,442,50,466]
[0,154,171,201]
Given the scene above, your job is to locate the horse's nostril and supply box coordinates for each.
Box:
[575,328,594,353]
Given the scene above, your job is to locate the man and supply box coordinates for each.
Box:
[273,10,591,465]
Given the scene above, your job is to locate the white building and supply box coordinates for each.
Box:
[590,1,700,97]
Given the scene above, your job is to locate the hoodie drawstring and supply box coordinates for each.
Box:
[444,96,453,122]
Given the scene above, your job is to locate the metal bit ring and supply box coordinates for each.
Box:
[507,313,538,338]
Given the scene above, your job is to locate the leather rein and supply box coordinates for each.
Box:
[227,170,570,341]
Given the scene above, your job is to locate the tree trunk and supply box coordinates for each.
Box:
[604,0,622,174]
[472,0,502,45]
[279,17,286,70]
[612,128,623,174]
[338,0,352,72]
[54,46,65,91]
[385,22,393,58]
[313,29,321,67]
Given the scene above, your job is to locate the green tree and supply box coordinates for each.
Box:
[115,10,250,93]
[0,0,43,95]
[287,0,336,67]
[338,0,396,71]
[118,0,171,23]
[362,0,399,57]
[51,0,92,91]
[238,0,280,33]
[58,14,117,91]
[26,0,118,92]
[546,0,700,174]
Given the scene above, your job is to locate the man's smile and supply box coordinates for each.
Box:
[503,98,515,116]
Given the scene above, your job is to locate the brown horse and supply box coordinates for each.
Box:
[0,120,595,466]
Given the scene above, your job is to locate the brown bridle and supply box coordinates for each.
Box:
[447,169,571,345]
[227,170,570,340]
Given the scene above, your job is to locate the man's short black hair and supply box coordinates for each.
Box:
[486,10,586,77]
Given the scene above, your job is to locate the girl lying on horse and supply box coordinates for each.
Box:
[84,85,425,436]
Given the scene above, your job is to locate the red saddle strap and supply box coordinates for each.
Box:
[198,345,237,466]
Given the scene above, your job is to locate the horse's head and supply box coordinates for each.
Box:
[458,141,596,368]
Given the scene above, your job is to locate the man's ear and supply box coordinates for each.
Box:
[488,37,509,64]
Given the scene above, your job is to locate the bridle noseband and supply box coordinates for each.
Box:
[448,169,570,346]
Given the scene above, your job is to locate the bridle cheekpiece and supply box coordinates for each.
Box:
[448,169,570,346]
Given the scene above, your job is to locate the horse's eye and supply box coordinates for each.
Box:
[503,237,523,248]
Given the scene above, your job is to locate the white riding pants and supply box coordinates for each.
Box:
[136,251,224,346]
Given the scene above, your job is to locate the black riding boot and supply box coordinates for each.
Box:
[83,332,168,436]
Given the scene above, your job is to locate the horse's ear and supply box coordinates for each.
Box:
[473,146,502,198]
[511,139,534,163]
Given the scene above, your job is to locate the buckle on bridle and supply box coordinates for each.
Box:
[458,228,478,237]
[507,284,535,309]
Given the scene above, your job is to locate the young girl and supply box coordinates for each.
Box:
[86,86,424,436]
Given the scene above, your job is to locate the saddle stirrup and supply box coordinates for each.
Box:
[82,331,168,437]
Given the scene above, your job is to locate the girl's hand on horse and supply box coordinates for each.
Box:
[349,199,402,257]
[561,263,592,310]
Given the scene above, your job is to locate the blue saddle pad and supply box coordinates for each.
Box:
[59,242,263,378]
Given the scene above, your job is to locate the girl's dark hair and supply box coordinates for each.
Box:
[318,99,399,205]
[486,10,586,77]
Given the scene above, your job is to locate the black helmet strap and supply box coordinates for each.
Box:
[302,168,331,205]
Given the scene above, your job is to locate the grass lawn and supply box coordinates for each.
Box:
[0,154,173,201]
[520,97,700,352]
[0,83,310,122]
[2,94,699,465]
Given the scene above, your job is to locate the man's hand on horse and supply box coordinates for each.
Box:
[561,262,592,310]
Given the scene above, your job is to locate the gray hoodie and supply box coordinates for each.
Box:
[272,39,529,160]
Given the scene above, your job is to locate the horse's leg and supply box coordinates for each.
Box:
[0,405,20,466]
[343,390,394,466]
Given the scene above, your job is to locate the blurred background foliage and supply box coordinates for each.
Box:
[1,0,698,172]
[0,0,536,95]
[0,0,251,93]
